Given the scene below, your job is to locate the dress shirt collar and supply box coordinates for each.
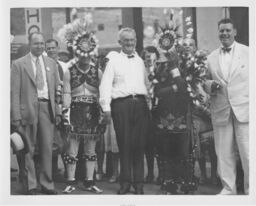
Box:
[30,52,43,63]
[120,50,137,59]
[220,41,236,54]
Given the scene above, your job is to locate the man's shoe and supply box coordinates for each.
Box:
[156,176,164,185]
[62,180,77,194]
[134,188,144,195]
[199,175,206,185]
[217,189,237,195]
[117,186,130,194]
[27,188,38,195]
[41,187,58,195]
[85,185,103,194]
[145,175,154,183]
[83,180,103,194]
[109,176,118,183]
[62,185,76,194]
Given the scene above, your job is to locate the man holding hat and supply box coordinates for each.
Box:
[11,32,61,195]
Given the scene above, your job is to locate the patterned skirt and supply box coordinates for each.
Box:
[69,96,105,141]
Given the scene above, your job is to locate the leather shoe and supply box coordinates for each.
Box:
[117,186,130,194]
[27,188,38,195]
[41,187,58,195]
[145,175,154,183]
[134,188,144,195]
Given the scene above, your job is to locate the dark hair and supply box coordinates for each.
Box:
[141,46,160,60]
[28,32,44,44]
[45,38,59,47]
[218,18,236,29]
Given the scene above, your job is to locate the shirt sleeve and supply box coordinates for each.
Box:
[62,69,71,109]
[99,59,115,112]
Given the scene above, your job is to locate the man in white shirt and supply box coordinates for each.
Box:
[204,18,249,195]
[11,32,61,195]
[99,28,150,194]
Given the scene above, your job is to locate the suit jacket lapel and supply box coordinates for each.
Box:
[42,56,52,91]
[24,54,36,86]
[215,49,228,84]
[229,43,241,80]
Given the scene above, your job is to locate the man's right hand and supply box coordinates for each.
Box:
[102,111,112,124]
[12,120,21,128]
[11,120,22,132]
[211,81,222,92]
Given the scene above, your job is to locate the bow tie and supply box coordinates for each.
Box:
[127,55,135,59]
[222,47,232,53]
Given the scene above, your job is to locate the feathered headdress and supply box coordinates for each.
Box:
[57,8,99,59]
[154,9,182,53]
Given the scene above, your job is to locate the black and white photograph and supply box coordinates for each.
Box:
[1,0,256,205]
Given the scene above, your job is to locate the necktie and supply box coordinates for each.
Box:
[36,58,44,90]
[127,55,135,59]
[222,47,231,53]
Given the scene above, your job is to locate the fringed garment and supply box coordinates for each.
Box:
[68,64,105,142]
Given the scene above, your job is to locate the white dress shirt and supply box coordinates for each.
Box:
[99,51,149,112]
[30,52,49,99]
[219,41,236,81]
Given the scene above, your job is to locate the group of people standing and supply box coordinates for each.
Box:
[10,17,249,196]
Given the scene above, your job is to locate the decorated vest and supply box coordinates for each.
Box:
[69,63,99,91]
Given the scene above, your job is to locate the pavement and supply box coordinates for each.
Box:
[11,153,222,195]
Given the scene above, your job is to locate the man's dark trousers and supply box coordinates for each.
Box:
[111,95,149,189]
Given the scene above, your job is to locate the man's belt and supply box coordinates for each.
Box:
[114,94,145,102]
[38,98,49,102]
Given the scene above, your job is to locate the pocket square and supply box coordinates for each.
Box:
[46,67,50,71]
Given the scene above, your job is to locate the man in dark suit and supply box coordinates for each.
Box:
[11,32,61,195]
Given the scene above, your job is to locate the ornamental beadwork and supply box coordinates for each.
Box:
[63,153,78,164]
[72,32,98,58]
[158,29,176,51]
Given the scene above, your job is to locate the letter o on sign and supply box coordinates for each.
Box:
[28,25,40,36]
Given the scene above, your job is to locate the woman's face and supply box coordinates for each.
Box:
[144,51,157,68]
[183,39,196,55]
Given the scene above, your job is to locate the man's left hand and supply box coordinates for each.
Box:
[55,115,62,126]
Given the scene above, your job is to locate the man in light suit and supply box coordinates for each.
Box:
[204,18,249,195]
[11,32,61,195]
